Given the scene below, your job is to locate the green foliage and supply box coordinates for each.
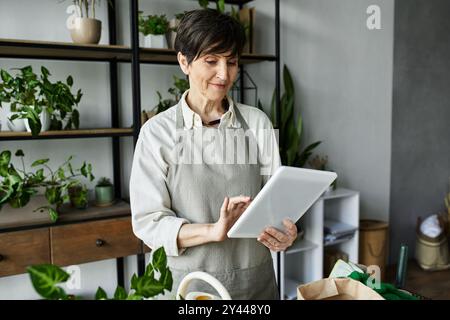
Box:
[28,247,172,300]
[0,149,95,222]
[68,183,88,209]
[27,264,70,300]
[198,0,225,13]
[259,65,321,167]
[155,75,189,114]
[0,65,82,137]
[96,177,112,187]
[138,12,170,36]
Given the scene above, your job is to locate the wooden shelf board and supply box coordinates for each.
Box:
[0,128,134,140]
[0,38,131,62]
[0,196,131,232]
[139,48,276,64]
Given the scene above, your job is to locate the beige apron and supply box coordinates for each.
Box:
[163,102,278,300]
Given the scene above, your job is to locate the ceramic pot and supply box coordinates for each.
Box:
[70,18,102,44]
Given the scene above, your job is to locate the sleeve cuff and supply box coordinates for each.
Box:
[161,216,190,257]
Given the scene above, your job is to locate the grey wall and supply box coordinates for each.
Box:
[389,0,450,263]
[249,0,395,223]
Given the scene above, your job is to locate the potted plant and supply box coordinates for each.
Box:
[67,0,103,44]
[257,65,321,168]
[0,149,94,222]
[167,12,186,49]
[0,66,82,136]
[27,247,172,300]
[95,177,114,206]
[141,75,189,125]
[0,66,49,135]
[138,12,170,49]
[68,183,89,209]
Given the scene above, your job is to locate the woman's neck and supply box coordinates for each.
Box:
[185,90,226,123]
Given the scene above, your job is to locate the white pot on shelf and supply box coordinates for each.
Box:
[143,34,168,49]
[6,112,26,132]
[70,17,102,44]
[24,108,51,133]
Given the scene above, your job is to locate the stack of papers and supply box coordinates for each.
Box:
[324,219,358,245]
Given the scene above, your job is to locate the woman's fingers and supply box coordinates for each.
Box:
[220,197,229,215]
[227,195,251,211]
[264,227,289,243]
[282,219,298,238]
[257,232,283,252]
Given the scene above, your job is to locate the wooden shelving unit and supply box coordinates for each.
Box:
[0,0,282,293]
[0,128,134,140]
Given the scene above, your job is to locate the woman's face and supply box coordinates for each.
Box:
[180,51,239,102]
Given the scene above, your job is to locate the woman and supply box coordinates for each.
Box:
[130,9,297,300]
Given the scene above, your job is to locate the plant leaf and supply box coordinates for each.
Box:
[95,287,108,300]
[27,264,69,300]
[48,208,58,222]
[283,65,294,97]
[113,286,127,300]
[152,246,167,272]
[31,158,49,167]
[132,276,165,298]
[66,75,73,87]
[159,269,173,292]
[15,149,25,157]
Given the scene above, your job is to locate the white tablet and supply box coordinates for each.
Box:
[227,166,337,238]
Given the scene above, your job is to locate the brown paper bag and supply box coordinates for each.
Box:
[297,277,384,300]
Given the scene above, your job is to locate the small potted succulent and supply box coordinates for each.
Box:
[138,12,170,49]
[68,183,89,209]
[95,177,114,206]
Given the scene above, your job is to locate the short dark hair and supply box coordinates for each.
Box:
[174,9,246,64]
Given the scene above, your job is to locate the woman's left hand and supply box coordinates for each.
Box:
[257,219,297,252]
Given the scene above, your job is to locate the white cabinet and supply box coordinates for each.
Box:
[273,188,360,300]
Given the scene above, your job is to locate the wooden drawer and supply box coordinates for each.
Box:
[50,218,141,266]
[0,229,50,277]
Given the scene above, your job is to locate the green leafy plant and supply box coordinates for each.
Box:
[138,12,170,36]
[258,65,321,167]
[68,183,88,209]
[27,247,173,300]
[155,75,189,114]
[198,0,225,13]
[96,177,112,187]
[0,65,82,136]
[0,149,94,222]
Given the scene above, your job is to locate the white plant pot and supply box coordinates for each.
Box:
[6,112,26,132]
[143,34,168,49]
[24,108,51,133]
[70,17,102,44]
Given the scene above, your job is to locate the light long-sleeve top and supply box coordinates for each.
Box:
[129,91,281,257]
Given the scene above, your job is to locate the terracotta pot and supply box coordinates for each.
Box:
[70,18,101,44]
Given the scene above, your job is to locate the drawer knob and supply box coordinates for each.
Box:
[0,254,4,262]
[96,239,105,247]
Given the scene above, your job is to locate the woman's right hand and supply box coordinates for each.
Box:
[210,196,252,242]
